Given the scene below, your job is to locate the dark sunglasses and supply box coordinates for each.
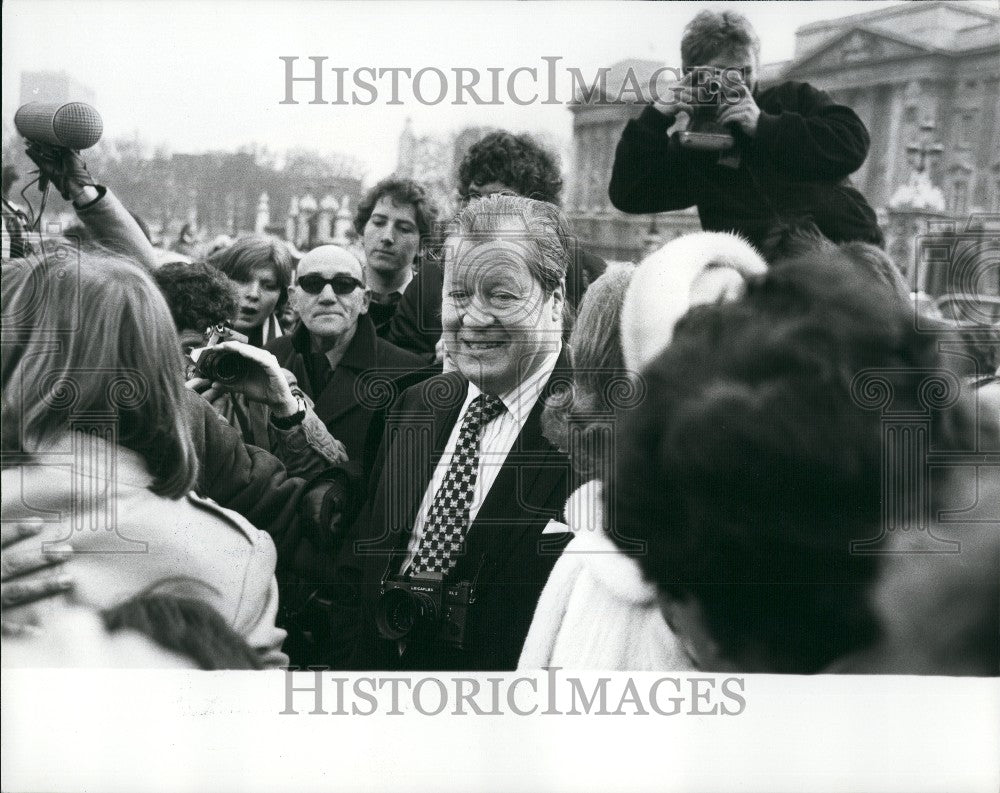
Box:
[297,274,365,295]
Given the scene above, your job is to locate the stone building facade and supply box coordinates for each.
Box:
[566,60,700,262]
[565,1,999,265]
[772,0,1000,217]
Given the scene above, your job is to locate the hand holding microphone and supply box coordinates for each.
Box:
[24,143,98,204]
[15,101,103,204]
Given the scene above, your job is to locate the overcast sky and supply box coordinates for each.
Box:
[3,1,994,184]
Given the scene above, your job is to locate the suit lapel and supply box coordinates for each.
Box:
[457,351,573,578]
[458,397,566,578]
[375,373,468,556]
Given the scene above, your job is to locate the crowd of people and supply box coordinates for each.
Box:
[2,10,997,675]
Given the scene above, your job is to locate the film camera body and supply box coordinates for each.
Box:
[189,324,254,384]
[375,555,486,651]
[678,66,746,152]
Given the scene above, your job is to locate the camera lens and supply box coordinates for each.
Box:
[196,349,252,385]
[375,587,437,641]
[212,351,253,384]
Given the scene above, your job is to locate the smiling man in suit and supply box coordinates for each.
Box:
[332,194,576,670]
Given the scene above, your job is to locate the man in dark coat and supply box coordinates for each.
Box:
[608,9,883,257]
[330,195,578,671]
[265,245,428,463]
[353,177,439,338]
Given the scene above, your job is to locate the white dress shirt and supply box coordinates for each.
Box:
[400,346,562,574]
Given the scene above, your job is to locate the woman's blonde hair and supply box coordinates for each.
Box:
[2,245,198,498]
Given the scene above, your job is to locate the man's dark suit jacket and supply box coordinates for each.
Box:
[329,354,575,671]
[265,314,429,463]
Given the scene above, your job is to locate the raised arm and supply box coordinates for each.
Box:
[25,143,158,271]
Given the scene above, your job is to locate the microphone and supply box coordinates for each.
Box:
[14,102,103,150]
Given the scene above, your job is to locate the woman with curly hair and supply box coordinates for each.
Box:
[457,131,564,204]
[152,260,239,363]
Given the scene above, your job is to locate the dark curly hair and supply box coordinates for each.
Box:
[457,131,564,205]
[153,261,238,332]
[353,177,439,241]
[610,247,987,673]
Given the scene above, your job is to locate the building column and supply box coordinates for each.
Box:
[883,83,905,209]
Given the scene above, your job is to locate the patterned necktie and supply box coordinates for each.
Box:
[410,393,506,577]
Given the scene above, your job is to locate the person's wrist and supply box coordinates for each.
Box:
[70,185,100,208]
[753,110,778,141]
[271,391,300,418]
[271,394,307,429]
[651,102,678,120]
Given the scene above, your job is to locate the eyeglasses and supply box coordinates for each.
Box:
[297,274,365,295]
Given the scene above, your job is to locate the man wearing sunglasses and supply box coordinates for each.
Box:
[264,244,427,464]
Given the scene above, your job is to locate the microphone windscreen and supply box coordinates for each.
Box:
[14,102,104,150]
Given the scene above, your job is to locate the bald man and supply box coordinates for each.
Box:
[265,245,428,462]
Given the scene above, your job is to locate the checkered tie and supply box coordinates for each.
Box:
[410,393,506,577]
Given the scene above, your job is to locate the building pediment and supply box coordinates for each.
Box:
[790,27,936,74]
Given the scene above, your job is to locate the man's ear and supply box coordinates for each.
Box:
[359,288,371,315]
[287,285,299,311]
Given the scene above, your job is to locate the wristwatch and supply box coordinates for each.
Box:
[270,395,307,430]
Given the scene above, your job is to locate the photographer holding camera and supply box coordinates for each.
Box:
[609,9,883,258]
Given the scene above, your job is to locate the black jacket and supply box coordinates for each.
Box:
[328,356,576,671]
[609,81,884,253]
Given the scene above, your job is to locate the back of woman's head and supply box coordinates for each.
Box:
[2,246,198,498]
[541,264,634,478]
[611,248,983,672]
